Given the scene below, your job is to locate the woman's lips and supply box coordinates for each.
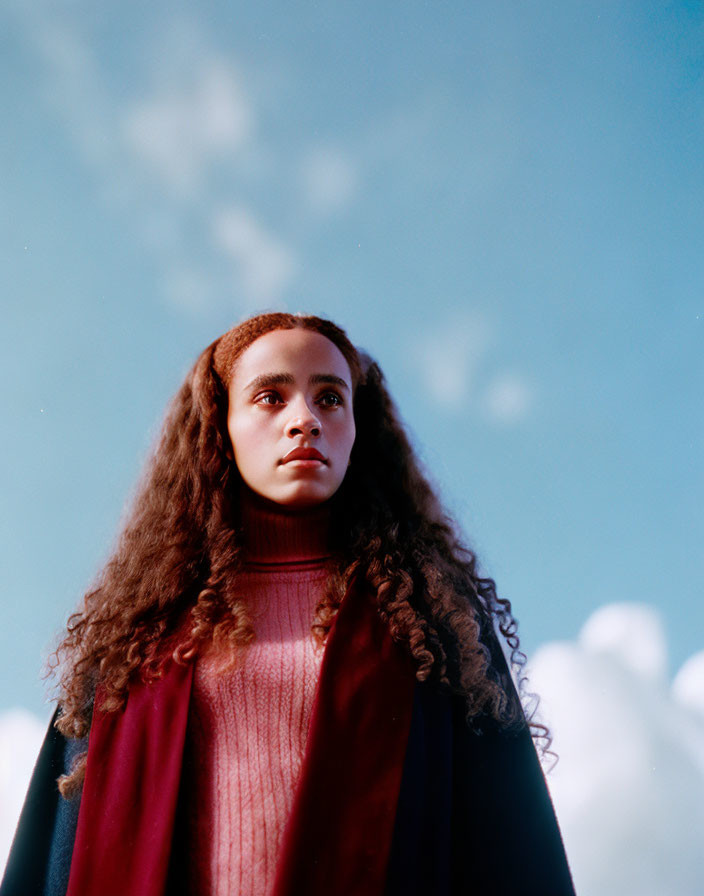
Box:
[281,446,327,464]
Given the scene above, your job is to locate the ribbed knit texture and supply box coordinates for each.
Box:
[182,491,333,896]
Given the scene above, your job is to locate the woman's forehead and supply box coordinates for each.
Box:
[230,328,353,388]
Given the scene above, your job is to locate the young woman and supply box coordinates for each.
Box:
[2,312,575,896]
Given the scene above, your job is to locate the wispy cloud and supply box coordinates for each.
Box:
[123,60,253,196]
[415,310,493,406]
[213,207,297,305]
[24,18,122,175]
[529,604,704,896]
[300,147,357,215]
[413,312,536,424]
[6,5,297,314]
[161,265,217,316]
[483,372,534,424]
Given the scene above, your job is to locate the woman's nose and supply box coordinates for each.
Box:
[285,398,321,438]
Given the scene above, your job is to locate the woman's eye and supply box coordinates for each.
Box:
[256,392,283,406]
[318,392,343,408]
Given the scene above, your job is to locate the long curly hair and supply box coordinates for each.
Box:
[51,311,544,795]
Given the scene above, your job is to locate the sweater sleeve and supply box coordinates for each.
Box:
[0,710,84,896]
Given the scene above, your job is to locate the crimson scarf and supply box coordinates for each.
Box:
[65,580,416,896]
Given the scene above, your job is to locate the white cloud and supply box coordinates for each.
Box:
[0,709,47,872]
[483,372,534,424]
[673,652,704,718]
[300,147,357,214]
[528,604,704,896]
[415,311,493,407]
[123,60,253,195]
[213,207,297,305]
[579,602,668,683]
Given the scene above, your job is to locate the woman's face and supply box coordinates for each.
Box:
[225,328,356,507]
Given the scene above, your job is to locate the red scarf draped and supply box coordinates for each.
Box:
[66,580,416,896]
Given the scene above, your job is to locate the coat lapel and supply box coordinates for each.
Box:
[66,660,194,896]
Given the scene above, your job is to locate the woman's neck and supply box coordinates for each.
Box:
[237,486,332,564]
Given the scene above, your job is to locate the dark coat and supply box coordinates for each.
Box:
[2,580,575,896]
[2,686,574,896]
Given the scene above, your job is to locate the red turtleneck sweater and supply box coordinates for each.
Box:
[180,494,333,896]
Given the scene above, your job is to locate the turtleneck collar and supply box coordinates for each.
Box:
[237,485,333,565]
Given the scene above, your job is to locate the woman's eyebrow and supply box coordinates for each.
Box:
[309,374,350,391]
[244,373,350,392]
[244,373,294,392]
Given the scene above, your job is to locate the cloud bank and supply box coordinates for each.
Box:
[530,603,704,896]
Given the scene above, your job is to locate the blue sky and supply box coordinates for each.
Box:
[1,0,702,715]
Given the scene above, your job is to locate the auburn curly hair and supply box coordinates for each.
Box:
[51,311,545,796]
